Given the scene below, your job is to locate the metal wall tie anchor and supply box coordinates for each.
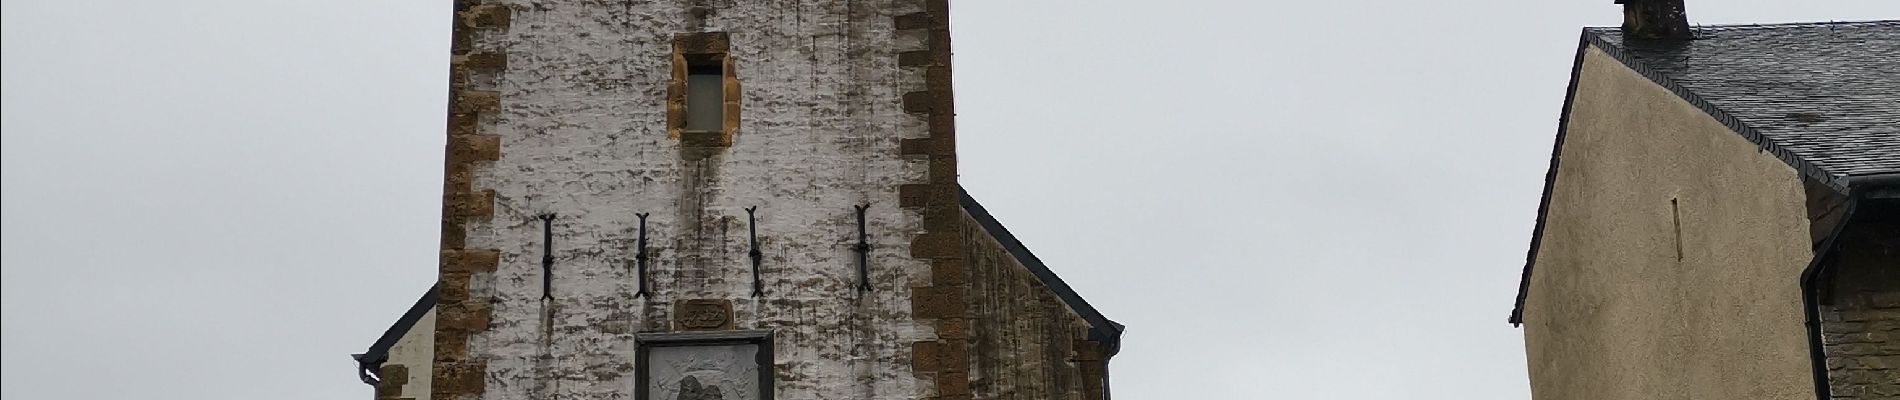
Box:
[538,213,556,301]
[853,204,871,292]
[634,212,651,298]
[746,206,764,297]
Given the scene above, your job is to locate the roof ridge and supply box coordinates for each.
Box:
[1697,19,1900,29]
[1585,19,1900,31]
[1577,28,1854,192]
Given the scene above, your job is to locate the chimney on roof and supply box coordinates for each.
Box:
[1616,0,1694,40]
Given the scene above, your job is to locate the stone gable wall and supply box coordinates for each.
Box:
[430,1,964,399]
[958,209,1106,400]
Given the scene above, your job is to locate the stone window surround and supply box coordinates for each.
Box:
[668,32,740,147]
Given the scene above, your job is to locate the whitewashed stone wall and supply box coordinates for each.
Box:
[452,1,941,399]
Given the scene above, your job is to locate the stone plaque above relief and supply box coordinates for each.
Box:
[674,299,734,331]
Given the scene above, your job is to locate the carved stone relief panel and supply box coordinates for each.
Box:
[636,331,773,400]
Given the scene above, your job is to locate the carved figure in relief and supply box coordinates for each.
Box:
[675,375,725,400]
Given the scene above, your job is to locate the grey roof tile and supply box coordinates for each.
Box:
[1512,21,1900,325]
[1588,21,1900,179]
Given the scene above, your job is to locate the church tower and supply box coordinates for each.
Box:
[350,1,1122,399]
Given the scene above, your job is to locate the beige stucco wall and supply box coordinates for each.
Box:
[1520,46,1818,400]
[378,309,435,400]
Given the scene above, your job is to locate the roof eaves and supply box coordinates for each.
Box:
[355,284,439,366]
[1850,172,1900,199]
[959,188,1124,353]
[1508,30,1593,326]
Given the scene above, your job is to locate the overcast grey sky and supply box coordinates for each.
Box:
[3,1,1897,399]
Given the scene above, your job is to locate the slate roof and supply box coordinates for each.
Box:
[1510,21,1900,325]
[1588,21,1900,187]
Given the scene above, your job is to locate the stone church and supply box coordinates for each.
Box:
[1510,1,1897,399]
[350,1,1123,400]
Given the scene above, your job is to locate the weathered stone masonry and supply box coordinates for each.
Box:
[433,2,508,399]
[895,1,973,398]
[401,2,1123,400]
[377,365,412,400]
[961,208,1109,400]
[1822,215,1900,399]
[428,1,971,399]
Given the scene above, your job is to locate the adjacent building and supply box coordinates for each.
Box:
[1510,2,1898,399]
[351,1,1123,399]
